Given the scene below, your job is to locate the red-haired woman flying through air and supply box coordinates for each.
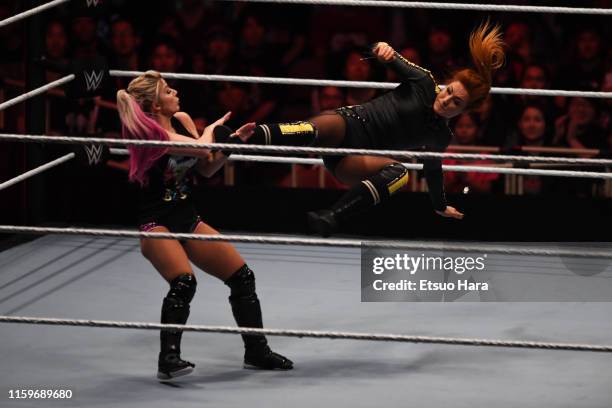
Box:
[231,21,505,236]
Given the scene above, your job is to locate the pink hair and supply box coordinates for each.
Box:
[116,89,169,185]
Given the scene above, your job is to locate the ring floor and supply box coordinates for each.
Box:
[1,234,611,407]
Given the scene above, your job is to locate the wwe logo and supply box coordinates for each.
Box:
[84,145,104,165]
[85,0,101,7]
[84,70,104,91]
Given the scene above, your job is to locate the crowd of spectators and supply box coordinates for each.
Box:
[0,0,610,196]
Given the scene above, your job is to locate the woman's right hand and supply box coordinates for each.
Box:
[373,42,395,63]
[233,122,256,142]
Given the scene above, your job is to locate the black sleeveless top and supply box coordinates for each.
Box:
[138,116,200,224]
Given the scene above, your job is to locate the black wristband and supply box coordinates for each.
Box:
[213,125,242,157]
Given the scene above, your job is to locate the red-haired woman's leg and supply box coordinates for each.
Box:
[248,111,346,147]
[309,155,409,237]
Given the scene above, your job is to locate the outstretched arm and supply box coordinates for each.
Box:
[423,158,464,219]
[423,158,447,212]
[165,131,212,159]
[373,42,436,84]
[166,112,212,159]
[196,114,255,178]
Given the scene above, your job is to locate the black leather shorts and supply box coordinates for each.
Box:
[138,199,202,238]
[323,107,371,175]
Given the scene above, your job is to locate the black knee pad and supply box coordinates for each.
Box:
[225,264,256,299]
[162,274,197,323]
[363,162,409,203]
[379,162,408,180]
[167,273,197,303]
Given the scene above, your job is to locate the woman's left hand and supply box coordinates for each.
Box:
[435,206,464,219]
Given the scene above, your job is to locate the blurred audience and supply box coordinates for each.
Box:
[554,97,606,151]
[342,49,378,105]
[109,17,141,71]
[508,103,553,194]
[445,113,499,194]
[312,86,345,113]
[425,25,462,79]
[1,2,609,196]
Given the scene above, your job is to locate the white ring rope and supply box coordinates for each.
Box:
[1,225,611,259]
[228,154,612,180]
[0,315,610,352]
[2,150,603,203]
[0,0,608,32]
[215,0,612,15]
[0,75,75,112]
[3,133,612,166]
[1,150,604,202]
[0,0,70,29]
[0,153,74,192]
[109,71,612,99]
[0,148,605,208]
[107,149,612,179]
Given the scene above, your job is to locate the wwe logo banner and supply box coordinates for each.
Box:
[68,57,109,98]
[75,144,108,166]
[84,70,104,92]
[73,0,107,15]
[84,145,104,165]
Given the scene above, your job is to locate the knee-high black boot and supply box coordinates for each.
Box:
[225,264,293,370]
[308,162,409,237]
[158,273,197,380]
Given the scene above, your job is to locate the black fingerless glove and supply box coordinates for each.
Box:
[213,125,243,157]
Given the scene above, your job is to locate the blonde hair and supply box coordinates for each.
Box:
[453,20,506,110]
[115,70,169,185]
[116,70,163,119]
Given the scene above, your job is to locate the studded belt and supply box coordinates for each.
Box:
[335,105,368,124]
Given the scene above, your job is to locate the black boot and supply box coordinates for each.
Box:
[307,199,358,238]
[225,265,293,370]
[308,162,409,237]
[243,346,294,370]
[157,352,195,380]
[157,274,197,380]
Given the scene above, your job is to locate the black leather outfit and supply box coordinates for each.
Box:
[325,53,452,211]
